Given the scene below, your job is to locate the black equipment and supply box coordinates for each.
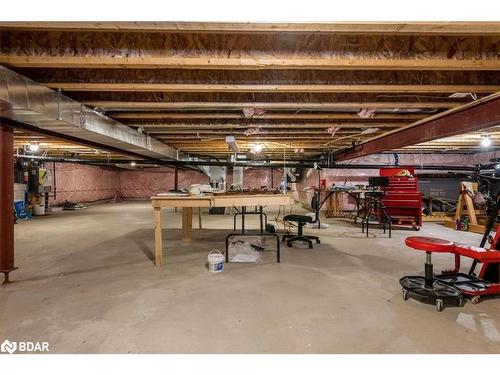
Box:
[361,176,392,238]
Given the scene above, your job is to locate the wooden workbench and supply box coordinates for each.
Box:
[151,193,293,266]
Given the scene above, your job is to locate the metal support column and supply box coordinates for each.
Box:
[0,121,16,283]
[174,166,179,190]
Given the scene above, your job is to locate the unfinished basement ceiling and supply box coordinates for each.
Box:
[13,130,134,161]
[1,21,499,159]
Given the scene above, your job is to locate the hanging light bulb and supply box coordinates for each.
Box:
[480,136,492,147]
[252,143,263,153]
[28,142,39,152]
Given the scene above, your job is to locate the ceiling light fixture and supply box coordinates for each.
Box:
[225,135,240,153]
[449,92,478,100]
[28,142,39,152]
[252,143,263,153]
[130,161,137,167]
[449,92,472,98]
[481,136,492,147]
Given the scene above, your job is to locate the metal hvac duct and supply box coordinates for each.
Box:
[0,65,199,164]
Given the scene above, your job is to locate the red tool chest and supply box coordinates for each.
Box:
[379,167,422,229]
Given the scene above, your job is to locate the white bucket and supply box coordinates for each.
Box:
[34,204,45,216]
[207,250,224,273]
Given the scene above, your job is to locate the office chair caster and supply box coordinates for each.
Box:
[402,289,409,301]
[436,299,444,312]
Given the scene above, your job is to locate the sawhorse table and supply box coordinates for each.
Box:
[151,194,293,266]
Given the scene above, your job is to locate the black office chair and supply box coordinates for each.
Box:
[282,191,321,249]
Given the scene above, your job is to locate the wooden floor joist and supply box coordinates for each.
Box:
[2,55,500,71]
[2,22,500,35]
[140,130,384,135]
[88,101,464,110]
[110,113,427,120]
[44,83,500,94]
[128,122,406,129]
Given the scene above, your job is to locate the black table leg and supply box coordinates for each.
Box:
[259,206,263,233]
[241,206,246,234]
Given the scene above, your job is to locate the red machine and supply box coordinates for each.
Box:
[400,229,500,311]
[379,167,422,230]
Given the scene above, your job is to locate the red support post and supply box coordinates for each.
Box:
[0,120,16,283]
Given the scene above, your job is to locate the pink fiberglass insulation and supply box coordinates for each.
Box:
[47,163,120,206]
[119,168,209,197]
[223,168,283,189]
[119,167,285,198]
[46,151,498,206]
[238,168,283,190]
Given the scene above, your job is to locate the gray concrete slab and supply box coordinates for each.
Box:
[2,201,499,353]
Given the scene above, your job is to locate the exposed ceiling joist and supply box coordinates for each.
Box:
[110,113,427,120]
[1,22,500,35]
[3,22,499,159]
[44,83,500,94]
[128,122,405,129]
[2,56,499,71]
[88,101,463,110]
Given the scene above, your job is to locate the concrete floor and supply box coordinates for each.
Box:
[2,200,500,353]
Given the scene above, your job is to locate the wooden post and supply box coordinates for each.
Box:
[153,207,163,266]
[454,193,464,221]
[182,207,193,241]
[464,195,478,225]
